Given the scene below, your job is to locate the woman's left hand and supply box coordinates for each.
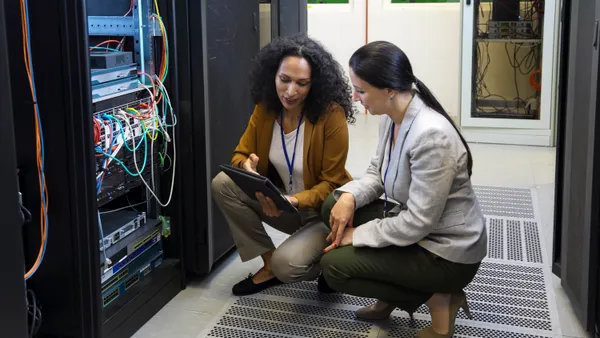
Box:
[323,227,354,253]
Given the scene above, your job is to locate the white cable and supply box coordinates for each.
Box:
[96,142,124,180]
[100,83,176,208]
[154,76,176,127]
[127,85,176,207]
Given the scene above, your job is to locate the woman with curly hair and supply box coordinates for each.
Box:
[211,34,356,296]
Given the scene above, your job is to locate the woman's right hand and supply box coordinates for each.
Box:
[242,153,259,174]
[324,193,356,252]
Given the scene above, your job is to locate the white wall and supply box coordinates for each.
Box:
[307,1,367,115]
[368,2,462,118]
[307,1,366,76]
[308,0,462,119]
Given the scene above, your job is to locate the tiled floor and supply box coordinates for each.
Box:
[133,113,589,338]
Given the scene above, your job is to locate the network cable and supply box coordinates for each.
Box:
[21,0,49,281]
[94,0,175,208]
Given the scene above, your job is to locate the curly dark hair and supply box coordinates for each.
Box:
[249,34,356,124]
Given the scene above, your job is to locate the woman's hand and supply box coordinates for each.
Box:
[256,193,298,217]
[323,227,354,253]
[324,193,356,252]
[242,153,259,174]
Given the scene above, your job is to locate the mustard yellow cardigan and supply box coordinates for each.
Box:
[231,103,352,210]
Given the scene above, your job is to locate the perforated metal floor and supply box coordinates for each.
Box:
[202,186,559,337]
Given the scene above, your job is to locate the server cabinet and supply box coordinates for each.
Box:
[175,0,261,274]
[0,0,29,336]
[4,0,185,336]
[271,0,308,38]
[555,0,600,333]
[460,0,559,146]
[5,0,102,336]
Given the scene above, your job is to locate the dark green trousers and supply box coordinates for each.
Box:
[319,193,481,313]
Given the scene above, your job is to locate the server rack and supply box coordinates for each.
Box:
[174,0,261,275]
[554,0,600,335]
[4,0,185,336]
[174,0,308,276]
[270,0,308,38]
[0,0,29,336]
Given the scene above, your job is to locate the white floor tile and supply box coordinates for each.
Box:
[131,306,214,338]
[552,276,593,338]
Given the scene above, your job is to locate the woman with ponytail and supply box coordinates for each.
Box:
[319,41,487,338]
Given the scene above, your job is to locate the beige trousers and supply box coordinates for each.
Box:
[211,171,329,283]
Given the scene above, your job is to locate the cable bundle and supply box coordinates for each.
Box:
[94,0,174,203]
[20,0,49,281]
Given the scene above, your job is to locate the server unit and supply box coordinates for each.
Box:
[460,0,557,146]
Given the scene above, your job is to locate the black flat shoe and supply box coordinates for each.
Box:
[317,273,336,293]
[232,273,283,296]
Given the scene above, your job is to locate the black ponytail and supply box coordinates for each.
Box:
[414,80,473,176]
[350,41,474,176]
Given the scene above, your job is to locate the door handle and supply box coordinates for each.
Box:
[594,20,599,49]
[253,12,258,32]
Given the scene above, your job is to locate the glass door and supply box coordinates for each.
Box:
[460,0,558,134]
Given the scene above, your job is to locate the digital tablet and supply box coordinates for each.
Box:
[219,164,299,214]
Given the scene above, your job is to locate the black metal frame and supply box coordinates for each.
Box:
[171,0,211,275]
[271,0,308,38]
[5,0,100,336]
[175,0,261,276]
[552,0,571,280]
[553,0,600,333]
[0,0,29,337]
[3,0,185,336]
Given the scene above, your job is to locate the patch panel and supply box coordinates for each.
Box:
[101,217,162,265]
[103,288,120,308]
[101,268,129,294]
[97,115,156,148]
[101,226,161,283]
[101,246,164,308]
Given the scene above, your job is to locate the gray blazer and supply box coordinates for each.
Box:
[336,95,488,264]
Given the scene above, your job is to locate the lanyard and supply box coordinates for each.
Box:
[280,111,304,192]
[383,122,395,218]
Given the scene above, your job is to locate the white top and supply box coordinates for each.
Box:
[269,120,305,195]
[381,130,400,205]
